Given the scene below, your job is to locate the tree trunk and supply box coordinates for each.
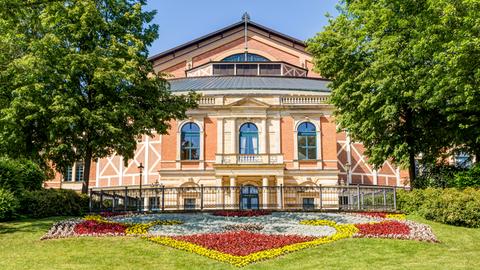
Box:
[408,150,416,189]
[405,107,416,189]
[82,147,93,194]
[475,152,480,165]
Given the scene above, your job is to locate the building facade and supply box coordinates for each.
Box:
[45,16,408,208]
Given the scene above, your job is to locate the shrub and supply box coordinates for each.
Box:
[0,157,46,193]
[453,164,480,188]
[0,188,19,220]
[397,188,480,228]
[18,189,88,218]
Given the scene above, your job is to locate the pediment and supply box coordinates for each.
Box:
[227,97,270,108]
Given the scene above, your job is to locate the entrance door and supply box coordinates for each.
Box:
[240,185,259,210]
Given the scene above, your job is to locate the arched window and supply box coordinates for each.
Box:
[222,53,269,62]
[239,123,258,154]
[181,123,200,160]
[297,122,316,160]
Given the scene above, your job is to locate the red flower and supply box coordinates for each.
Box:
[74,220,128,235]
[173,231,314,256]
[211,210,271,217]
[355,221,410,236]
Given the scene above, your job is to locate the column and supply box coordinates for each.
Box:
[276,176,284,209]
[262,176,269,209]
[216,177,224,209]
[260,118,267,154]
[143,197,149,212]
[230,176,236,209]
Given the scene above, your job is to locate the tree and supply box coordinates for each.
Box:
[0,0,198,192]
[306,0,471,187]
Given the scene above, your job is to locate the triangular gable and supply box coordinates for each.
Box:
[148,19,306,63]
[227,97,270,108]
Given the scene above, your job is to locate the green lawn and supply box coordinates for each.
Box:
[1,216,479,270]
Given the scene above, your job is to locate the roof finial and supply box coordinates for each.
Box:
[242,12,250,22]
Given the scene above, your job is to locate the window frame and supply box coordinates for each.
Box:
[297,122,317,160]
[180,122,201,161]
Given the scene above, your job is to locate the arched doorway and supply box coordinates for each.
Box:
[240,185,259,210]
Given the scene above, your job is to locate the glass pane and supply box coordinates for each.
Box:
[298,147,307,160]
[251,136,258,154]
[222,53,269,62]
[240,123,258,132]
[259,64,281,75]
[64,166,73,182]
[181,149,189,160]
[181,122,200,133]
[240,136,247,154]
[191,148,199,160]
[189,135,199,148]
[236,64,258,76]
[75,162,84,182]
[307,135,316,146]
[307,148,317,160]
[213,64,235,75]
[298,136,307,147]
[298,122,316,133]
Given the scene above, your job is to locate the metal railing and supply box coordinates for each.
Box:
[89,184,397,213]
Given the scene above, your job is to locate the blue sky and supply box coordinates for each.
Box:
[145,0,339,56]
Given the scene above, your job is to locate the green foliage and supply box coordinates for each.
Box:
[0,188,19,220]
[453,164,480,188]
[307,0,480,184]
[18,189,88,218]
[415,163,460,188]
[415,163,480,188]
[0,157,46,193]
[397,188,480,228]
[0,0,198,192]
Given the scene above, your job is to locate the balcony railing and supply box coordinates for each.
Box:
[216,154,284,165]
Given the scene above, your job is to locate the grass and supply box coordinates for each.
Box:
[1,216,479,270]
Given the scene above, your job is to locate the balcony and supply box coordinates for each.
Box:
[216,154,284,165]
[186,61,308,78]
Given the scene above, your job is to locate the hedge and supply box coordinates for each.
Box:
[18,189,89,218]
[397,188,480,228]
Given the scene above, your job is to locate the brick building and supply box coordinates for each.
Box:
[45,15,408,210]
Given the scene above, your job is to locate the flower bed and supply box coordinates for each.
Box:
[42,212,437,266]
[211,210,271,217]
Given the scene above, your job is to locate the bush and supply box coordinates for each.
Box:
[0,188,19,220]
[397,188,480,228]
[0,157,46,193]
[453,164,480,188]
[19,189,88,218]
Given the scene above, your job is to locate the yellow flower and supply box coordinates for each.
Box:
[385,214,406,220]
